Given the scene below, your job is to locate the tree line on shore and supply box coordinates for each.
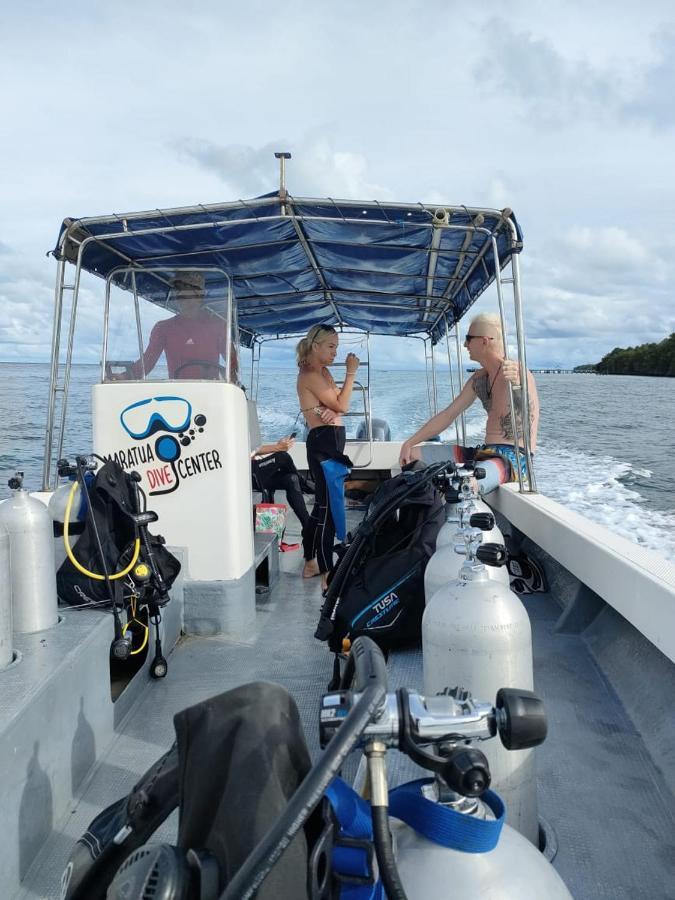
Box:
[573,333,675,376]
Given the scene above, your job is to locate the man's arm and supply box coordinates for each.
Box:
[252,437,295,457]
[399,378,476,465]
[502,361,539,453]
[128,321,166,379]
[525,371,539,453]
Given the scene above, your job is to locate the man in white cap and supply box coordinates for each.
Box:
[123,272,238,380]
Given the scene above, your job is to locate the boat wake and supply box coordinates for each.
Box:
[535,445,675,558]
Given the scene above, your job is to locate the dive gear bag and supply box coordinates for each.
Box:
[56,459,180,607]
[315,462,447,653]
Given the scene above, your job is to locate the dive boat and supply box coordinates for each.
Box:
[1,155,674,899]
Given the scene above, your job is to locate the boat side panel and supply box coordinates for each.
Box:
[0,612,114,897]
[488,484,675,663]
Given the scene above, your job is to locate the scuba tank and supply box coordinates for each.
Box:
[422,539,539,844]
[436,464,504,549]
[0,473,58,634]
[391,783,571,899]
[48,480,81,523]
[48,480,83,569]
[0,520,12,668]
[425,519,510,604]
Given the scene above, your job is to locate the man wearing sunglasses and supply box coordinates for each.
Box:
[399,312,539,491]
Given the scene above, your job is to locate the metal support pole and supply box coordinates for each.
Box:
[430,338,438,415]
[511,252,537,491]
[101,278,111,383]
[131,271,146,380]
[42,257,66,489]
[454,328,467,446]
[275,151,291,216]
[225,276,233,383]
[492,238,524,492]
[54,258,84,485]
[366,332,373,442]
[445,316,461,445]
[423,339,433,418]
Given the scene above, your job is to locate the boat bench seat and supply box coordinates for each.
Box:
[489,483,675,663]
[254,531,279,592]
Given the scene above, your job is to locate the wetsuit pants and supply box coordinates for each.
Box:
[303,425,346,573]
[263,472,310,529]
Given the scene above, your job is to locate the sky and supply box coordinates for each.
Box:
[1,0,674,370]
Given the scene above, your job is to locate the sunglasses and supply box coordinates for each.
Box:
[465,333,489,342]
[312,325,337,339]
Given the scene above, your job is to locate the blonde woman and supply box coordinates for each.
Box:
[296,325,360,589]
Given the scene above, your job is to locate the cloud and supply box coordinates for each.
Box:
[173,137,393,200]
[474,19,675,131]
[623,31,675,128]
[474,18,618,126]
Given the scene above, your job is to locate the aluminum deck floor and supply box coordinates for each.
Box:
[18,512,675,900]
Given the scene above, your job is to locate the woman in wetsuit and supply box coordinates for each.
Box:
[296,325,360,590]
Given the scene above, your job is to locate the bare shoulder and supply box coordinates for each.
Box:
[299,367,322,386]
[322,366,337,387]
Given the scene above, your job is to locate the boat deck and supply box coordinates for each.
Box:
[17,510,675,900]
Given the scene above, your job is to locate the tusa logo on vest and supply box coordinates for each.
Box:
[366,590,401,628]
[108,395,222,496]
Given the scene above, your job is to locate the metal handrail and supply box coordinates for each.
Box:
[336,379,372,469]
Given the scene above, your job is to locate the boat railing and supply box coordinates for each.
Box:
[337,379,373,468]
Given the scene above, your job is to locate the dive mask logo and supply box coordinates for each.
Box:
[120,396,192,440]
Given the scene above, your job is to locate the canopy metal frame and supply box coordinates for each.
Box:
[43,178,534,492]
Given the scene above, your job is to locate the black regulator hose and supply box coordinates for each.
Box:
[220,638,388,900]
[371,805,408,900]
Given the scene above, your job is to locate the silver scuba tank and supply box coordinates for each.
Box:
[425,523,510,604]
[422,543,538,844]
[48,481,81,523]
[48,481,82,570]
[0,521,12,669]
[0,473,59,634]
[391,785,572,899]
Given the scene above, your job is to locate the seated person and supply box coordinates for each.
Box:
[399,312,539,492]
[112,272,239,381]
[251,436,310,531]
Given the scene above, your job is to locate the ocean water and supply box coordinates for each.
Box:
[1,364,674,559]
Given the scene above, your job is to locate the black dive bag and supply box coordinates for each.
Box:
[315,462,447,653]
[57,459,180,607]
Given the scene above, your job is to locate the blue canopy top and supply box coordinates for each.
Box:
[55,193,522,347]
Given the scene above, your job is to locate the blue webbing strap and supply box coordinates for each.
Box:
[325,778,383,899]
[389,779,505,853]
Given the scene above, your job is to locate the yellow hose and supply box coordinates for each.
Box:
[63,480,141,581]
[123,597,149,655]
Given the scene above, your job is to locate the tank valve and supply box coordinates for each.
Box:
[495,688,547,749]
[469,512,495,531]
[442,746,491,797]
[7,472,24,491]
[454,527,484,559]
[476,543,508,567]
